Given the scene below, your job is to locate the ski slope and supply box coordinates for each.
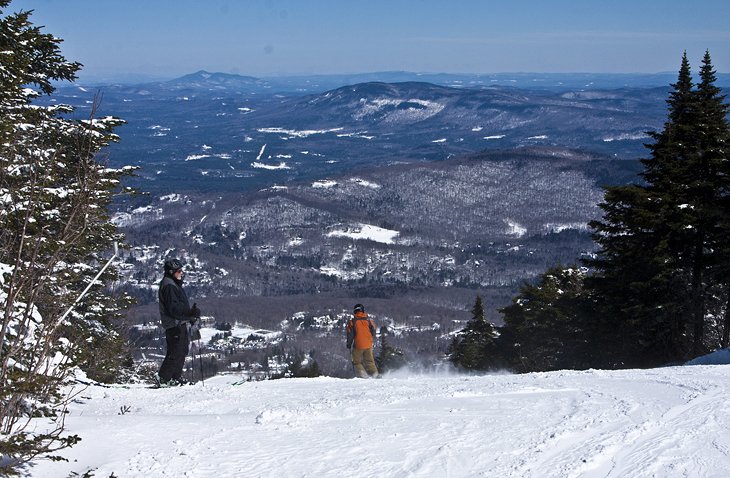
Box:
[25,361,730,477]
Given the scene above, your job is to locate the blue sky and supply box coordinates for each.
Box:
[8,0,730,81]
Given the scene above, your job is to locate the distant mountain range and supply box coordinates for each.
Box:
[66,70,726,371]
[47,70,691,195]
[78,69,730,92]
[42,70,728,324]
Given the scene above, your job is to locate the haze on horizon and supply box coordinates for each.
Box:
[8,0,730,83]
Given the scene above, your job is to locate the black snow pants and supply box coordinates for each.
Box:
[158,323,190,382]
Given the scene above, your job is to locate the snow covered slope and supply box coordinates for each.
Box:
[27,364,730,477]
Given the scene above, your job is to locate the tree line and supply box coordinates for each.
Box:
[449,52,730,372]
[0,2,135,474]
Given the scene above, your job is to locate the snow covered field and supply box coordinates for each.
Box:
[25,362,730,477]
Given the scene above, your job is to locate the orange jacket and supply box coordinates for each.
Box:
[346,311,375,349]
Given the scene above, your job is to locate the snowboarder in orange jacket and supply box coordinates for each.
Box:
[346,303,380,378]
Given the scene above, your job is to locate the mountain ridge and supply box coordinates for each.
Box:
[75,69,730,91]
[43,76,671,196]
[77,72,668,377]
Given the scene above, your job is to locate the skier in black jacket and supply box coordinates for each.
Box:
[158,259,200,385]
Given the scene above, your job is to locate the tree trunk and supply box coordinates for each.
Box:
[722,283,730,349]
[691,232,706,357]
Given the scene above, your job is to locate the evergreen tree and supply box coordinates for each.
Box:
[694,51,730,350]
[448,296,499,370]
[284,349,321,378]
[586,52,730,365]
[584,180,687,365]
[585,53,694,366]
[376,326,407,373]
[0,1,135,472]
[498,266,591,372]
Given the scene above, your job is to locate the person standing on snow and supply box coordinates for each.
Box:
[158,259,201,386]
[346,303,379,378]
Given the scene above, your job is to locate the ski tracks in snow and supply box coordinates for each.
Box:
[28,366,730,477]
[502,370,730,477]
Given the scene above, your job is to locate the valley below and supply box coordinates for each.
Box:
[58,71,689,376]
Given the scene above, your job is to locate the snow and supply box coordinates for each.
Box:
[198,324,276,345]
[686,348,730,365]
[354,98,445,122]
[326,223,400,244]
[506,219,527,237]
[350,177,381,189]
[25,364,730,477]
[602,133,650,142]
[312,180,338,189]
[251,161,290,170]
[318,265,344,277]
[160,194,186,203]
[544,222,590,233]
[336,131,375,139]
[186,153,231,161]
[185,154,209,161]
[260,185,288,192]
[251,144,290,169]
[257,127,344,138]
[256,144,267,161]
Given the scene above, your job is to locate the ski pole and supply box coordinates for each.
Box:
[190,341,195,384]
[60,241,118,322]
[197,337,205,386]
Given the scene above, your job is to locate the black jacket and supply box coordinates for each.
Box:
[158,274,192,330]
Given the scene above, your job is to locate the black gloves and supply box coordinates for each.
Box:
[189,303,201,322]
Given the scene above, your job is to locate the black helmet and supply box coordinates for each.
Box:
[353,303,365,313]
[164,258,183,274]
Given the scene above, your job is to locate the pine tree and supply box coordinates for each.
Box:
[0,1,135,472]
[376,326,407,373]
[584,181,687,365]
[498,266,591,372]
[694,51,730,351]
[586,52,730,365]
[286,350,321,378]
[448,296,499,370]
